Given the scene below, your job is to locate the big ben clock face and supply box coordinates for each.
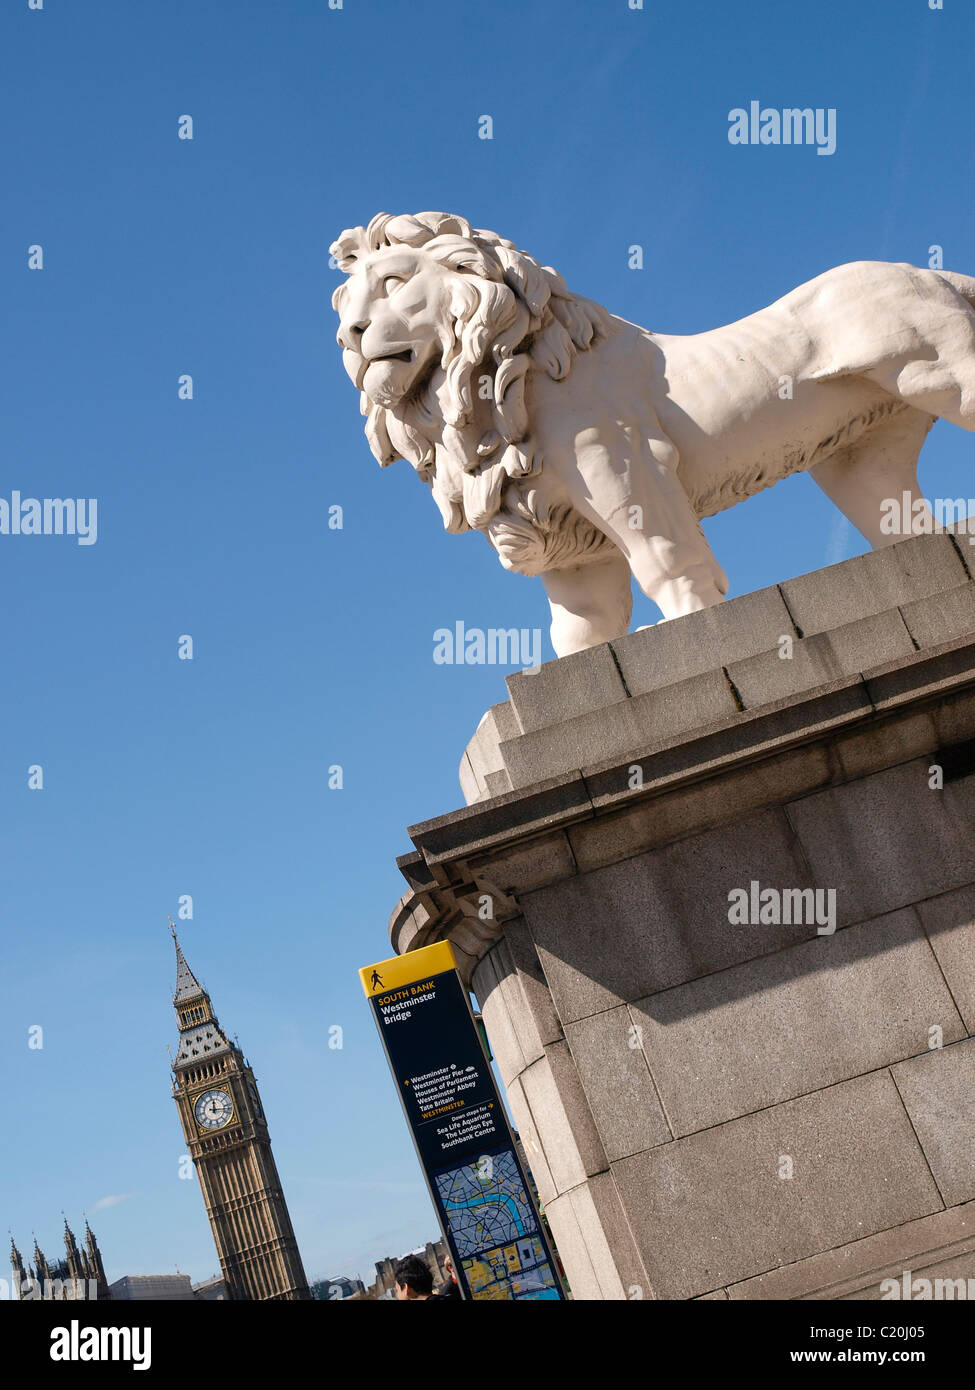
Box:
[194,1088,234,1131]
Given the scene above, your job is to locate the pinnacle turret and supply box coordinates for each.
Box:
[63,1214,78,1253]
[83,1217,107,1291]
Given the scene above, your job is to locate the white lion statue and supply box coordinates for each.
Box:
[331,212,975,656]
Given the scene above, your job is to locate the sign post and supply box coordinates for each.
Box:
[359,940,565,1300]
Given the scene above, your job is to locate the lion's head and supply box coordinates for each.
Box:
[330,212,616,557]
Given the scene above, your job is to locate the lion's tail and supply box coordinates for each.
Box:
[936,269,975,306]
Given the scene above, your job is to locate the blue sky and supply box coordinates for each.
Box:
[1,0,972,1287]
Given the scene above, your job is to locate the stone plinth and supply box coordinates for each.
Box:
[389,531,975,1299]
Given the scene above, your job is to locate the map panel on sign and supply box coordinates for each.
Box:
[462,1237,560,1301]
[435,1150,537,1259]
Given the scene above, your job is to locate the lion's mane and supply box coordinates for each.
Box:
[330,212,619,573]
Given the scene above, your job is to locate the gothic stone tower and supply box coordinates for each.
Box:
[169,927,311,1300]
[10,1219,110,1300]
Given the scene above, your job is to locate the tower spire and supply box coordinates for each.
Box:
[10,1233,27,1301]
[83,1216,108,1295]
[171,919,204,1002]
[170,923,230,1068]
[63,1213,83,1283]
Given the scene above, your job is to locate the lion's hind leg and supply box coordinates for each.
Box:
[809,407,936,548]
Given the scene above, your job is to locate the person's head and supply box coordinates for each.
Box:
[393,1254,433,1300]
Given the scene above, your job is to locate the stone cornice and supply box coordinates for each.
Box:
[390,630,975,976]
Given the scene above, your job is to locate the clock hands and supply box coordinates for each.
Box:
[197,1091,230,1128]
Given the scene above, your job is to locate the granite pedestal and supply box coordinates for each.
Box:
[389,530,975,1299]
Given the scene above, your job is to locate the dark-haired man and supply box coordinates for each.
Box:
[393,1254,434,1300]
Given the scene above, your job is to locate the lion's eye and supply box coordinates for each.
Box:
[382,274,406,292]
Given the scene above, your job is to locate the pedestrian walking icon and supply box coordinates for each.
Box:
[370,969,384,991]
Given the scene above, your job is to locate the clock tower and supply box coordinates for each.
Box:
[169,925,311,1300]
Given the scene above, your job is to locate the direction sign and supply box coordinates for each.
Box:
[360,940,565,1300]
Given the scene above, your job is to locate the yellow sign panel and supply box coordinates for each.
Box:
[358,939,458,997]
